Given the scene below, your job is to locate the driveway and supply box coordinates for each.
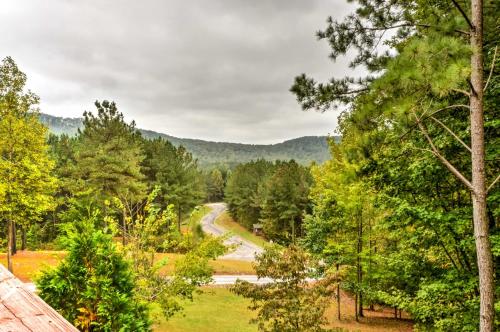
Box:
[201,203,264,262]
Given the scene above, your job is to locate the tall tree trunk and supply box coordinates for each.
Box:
[7,219,13,272]
[21,226,26,251]
[336,263,341,321]
[354,292,358,322]
[357,212,364,318]
[470,1,494,330]
[291,218,296,244]
[11,222,16,255]
[122,208,127,245]
[368,216,374,311]
[177,205,182,231]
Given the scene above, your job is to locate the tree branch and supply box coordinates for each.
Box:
[429,116,472,153]
[450,0,474,30]
[427,104,470,118]
[487,174,500,193]
[352,23,470,36]
[413,111,474,192]
[484,45,498,92]
[452,88,471,97]
[399,104,470,141]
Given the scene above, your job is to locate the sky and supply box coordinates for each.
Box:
[0,0,355,144]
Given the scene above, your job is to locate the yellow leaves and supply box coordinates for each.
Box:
[75,307,97,332]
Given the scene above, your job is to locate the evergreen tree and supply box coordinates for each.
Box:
[36,209,150,331]
[260,160,311,244]
[206,168,225,202]
[74,100,146,242]
[225,159,275,229]
[142,137,205,229]
[291,1,499,329]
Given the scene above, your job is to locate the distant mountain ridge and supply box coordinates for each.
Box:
[39,113,334,167]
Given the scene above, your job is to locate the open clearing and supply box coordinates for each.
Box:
[155,286,413,332]
[0,205,413,332]
[0,250,254,282]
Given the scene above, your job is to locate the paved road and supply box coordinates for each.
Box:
[211,275,273,285]
[201,203,264,261]
[24,205,267,293]
[24,275,274,291]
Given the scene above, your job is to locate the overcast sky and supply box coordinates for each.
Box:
[0,0,355,144]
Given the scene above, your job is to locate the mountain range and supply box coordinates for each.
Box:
[39,113,335,167]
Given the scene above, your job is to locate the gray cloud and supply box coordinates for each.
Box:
[0,0,355,143]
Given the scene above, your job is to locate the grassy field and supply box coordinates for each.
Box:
[214,212,268,247]
[0,251,412,331]
[154,286,413,332]
[0,250,254,282]
[154,287,257,332]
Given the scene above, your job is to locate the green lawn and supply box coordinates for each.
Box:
[153,287,257,332]
[152,286,413,332]
[214,212,268,247]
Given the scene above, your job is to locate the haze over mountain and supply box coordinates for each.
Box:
[40,113,334,167]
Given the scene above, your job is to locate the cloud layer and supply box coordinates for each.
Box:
[0,0,354,143]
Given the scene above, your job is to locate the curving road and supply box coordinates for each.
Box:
[201,203,264,262]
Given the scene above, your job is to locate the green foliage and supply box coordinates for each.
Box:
[36,209,150,331]
[123,187,226,320]
[260,160,312,244]
[231,245,334,332]
[206,168,225,202]
[225,159,275,229]
[292,1,500,330]
[75,100,146,204]
[0,57,57,224]
[0,57,57,260]
[225,159,312,243]
[142,137,205,225]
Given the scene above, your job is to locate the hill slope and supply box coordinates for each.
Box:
[39,113,334,166]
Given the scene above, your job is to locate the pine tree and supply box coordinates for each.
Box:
[74,100,146,243]
[206,168,225,202]
[142,137,205,229]
[260,160,311,244]
[36,210,151,331]
[291,1,499,329]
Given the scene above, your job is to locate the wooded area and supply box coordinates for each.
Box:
[0,0,499,331]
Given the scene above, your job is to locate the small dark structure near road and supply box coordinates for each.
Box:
[0,264,78,332]
[253,223,263,236]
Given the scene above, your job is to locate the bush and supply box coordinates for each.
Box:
[231,245,334,332]
[36,210,150,331]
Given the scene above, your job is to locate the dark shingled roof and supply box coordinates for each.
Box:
[0,264,78,332]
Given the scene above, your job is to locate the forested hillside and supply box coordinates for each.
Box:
[40,113,334,166]
[3,1,499,331]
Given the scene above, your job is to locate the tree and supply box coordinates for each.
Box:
[142,137,205,229]
[0,57,56,271]
[302,144,382,322]
[225,159,275,229]
[206,168,225,202]
[123,187,226,319]
[36,208,150,331]
[260,160,311,244]
[231,245,334,332]
[74,100,146,243]
[291,1,499,329]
